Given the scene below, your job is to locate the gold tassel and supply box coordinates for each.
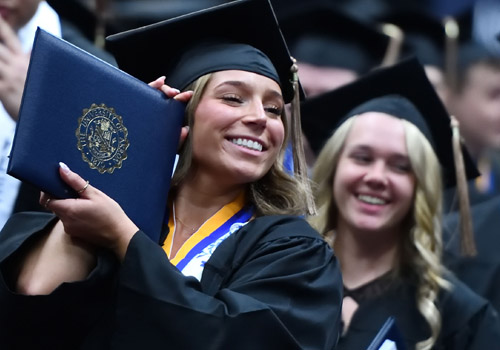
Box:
[379,23,404,68]
[450,115,476,256]
[443,16,459,92]
[290,57,317,215]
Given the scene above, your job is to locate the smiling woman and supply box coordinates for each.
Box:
[303,58,500,350]
[333,113,416,238]
[0,0,342,349]
[186,70,286,190]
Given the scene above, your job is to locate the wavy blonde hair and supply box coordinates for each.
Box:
[170,73,312,216]
[309,114,451,350]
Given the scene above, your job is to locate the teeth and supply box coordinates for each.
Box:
[358,195,386,205]
[232,138,263,152]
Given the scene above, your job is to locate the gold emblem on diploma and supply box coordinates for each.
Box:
[76,103,129,174]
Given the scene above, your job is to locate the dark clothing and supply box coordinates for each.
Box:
[0,212,342,350]
[443,195,500,312]
[338,274,500,350]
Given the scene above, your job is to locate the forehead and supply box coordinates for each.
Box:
[466,63,500,87]
[208,70,283,92]
[345,112,407,152]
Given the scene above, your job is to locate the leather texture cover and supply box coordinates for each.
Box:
[8,28,185,243]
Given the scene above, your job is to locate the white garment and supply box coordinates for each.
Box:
[0,2,61,229]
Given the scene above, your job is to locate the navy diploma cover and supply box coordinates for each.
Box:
[367,316,407,350]
[8,28,185,243]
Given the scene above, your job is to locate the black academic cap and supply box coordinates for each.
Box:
[105,0,298,103]
[301,57,479,188]
[376,10,448,68]
[277,1,391,74]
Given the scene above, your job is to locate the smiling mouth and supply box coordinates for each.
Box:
[357,194,387,205]
[231,138,263,152]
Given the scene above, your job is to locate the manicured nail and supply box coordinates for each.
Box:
[172,88,181,93]
[59,162,70,174]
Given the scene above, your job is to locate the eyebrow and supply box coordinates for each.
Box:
[348,144,410,159]
[215,80,284,102]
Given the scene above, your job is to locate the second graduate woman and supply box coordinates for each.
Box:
[0,1,342,349]
[302,58,500,350]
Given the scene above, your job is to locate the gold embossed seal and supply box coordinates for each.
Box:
[76,103,129,174]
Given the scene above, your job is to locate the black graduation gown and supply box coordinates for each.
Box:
[443,195,500,312]
[338,274,500,350]
[0,212,342,350]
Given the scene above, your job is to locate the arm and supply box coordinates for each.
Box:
[0,16,30,121]
[15,219,97,295]
[0,212,119,349]
[111,218,343,349]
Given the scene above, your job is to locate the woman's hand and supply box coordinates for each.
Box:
[41,162,139,261]
[149,76,192,146]
[148,76,193,102]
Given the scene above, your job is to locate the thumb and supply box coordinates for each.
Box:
[59,162,92,198]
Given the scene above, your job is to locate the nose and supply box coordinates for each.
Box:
[243,101,267,128]
[363,161,388,188]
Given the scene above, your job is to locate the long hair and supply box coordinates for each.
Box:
[309,115,450,350]
[170,73,311,216]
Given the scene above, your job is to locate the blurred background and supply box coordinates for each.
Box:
[53,0,500,56]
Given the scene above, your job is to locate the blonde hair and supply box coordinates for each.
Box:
[170,73,312,216]
[309,114,451,350]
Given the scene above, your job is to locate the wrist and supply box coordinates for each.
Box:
[112,224,138,261]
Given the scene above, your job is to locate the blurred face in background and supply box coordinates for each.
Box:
[298,62,358,98]
[0,0,41,31]
[449,62,500,157]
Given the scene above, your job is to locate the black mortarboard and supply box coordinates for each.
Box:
[277,1,391,74]
[376,10,448,69]
[301,57,479,188]
[105,0,298,103]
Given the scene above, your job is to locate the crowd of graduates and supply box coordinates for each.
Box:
[0,0,499,349]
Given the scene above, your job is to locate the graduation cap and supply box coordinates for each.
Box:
[376,10,448,69]
[302,57,478,254]
[301,57,478,187]
[277,1,392,74]
[105,0,298,104]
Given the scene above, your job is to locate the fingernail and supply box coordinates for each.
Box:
[172,88,181,93]
[59,162,70,174]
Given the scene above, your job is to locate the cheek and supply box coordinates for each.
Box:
[397,177,416,206]
[332,170,351,202]
[269,119,285,146]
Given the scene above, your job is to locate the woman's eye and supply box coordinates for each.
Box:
[391,162,412,173]
[351,153,371,163]
[222,95,243,103]
[265,105,283,116]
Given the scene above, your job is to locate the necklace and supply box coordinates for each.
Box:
[172,201,202,232]
[175,215,201,232]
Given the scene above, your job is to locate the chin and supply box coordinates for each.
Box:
[230,162,271,182]
[354,219,392,233]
